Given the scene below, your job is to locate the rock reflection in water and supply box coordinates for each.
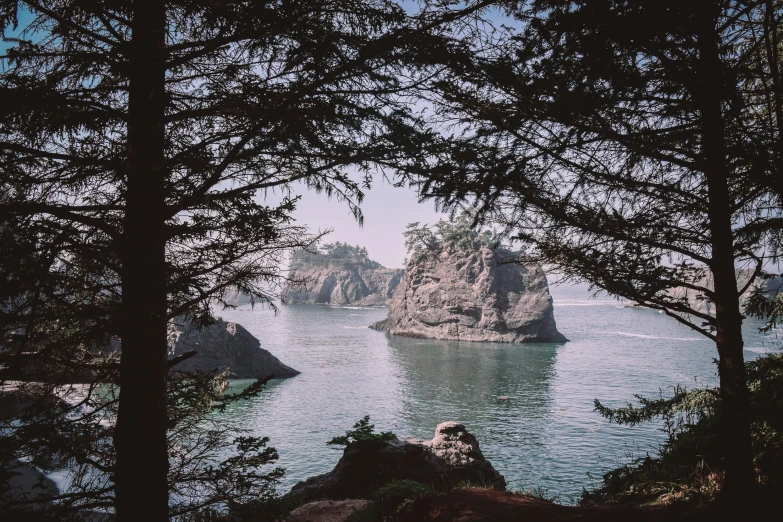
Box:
[385,335,560,482]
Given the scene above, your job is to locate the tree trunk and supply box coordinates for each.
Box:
[763,1,783,206]
[114,1,168,520]
[695,1,756,499]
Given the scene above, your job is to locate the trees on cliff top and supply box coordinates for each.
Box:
[403,213,501,259]
[418,0,783,497]
[291,242,380,269]
[0,0,483,518]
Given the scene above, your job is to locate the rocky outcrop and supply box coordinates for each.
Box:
[168,317,298,379]
[289,422,505,502]
[285,264,403,306]
[289,500,371,522]
[371,247,566,343]
[2,460,58,501]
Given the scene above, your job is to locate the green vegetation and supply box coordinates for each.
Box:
[416,0,783,496]
[403,213,508,260]
[292,243,381,269]
[373,479,432,519]
[327,416,398,446]
[584,353,783,506]
[745,278,783,333]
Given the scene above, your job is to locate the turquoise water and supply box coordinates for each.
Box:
[217,284,780,503]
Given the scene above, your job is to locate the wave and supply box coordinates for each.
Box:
[744,346,778,354]
[554,301,622,307]
[599,331,704,341]
[342,326,369,329]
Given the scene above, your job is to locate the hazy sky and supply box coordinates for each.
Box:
[267,179,446,269]
[1,7,446,269]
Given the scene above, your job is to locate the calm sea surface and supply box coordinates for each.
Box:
[216,283,780,502]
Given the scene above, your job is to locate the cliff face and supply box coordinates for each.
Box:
[371,246,566,343]
[168,317,299,379]
[285,263,403,306]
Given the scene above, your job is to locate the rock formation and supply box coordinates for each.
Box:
[2,460,58,502]
[371,246,566,343]
[289,421,505,502]
[286,265,403,306]
[168,317,298,379]
[285,243,403,306]
[289,500,371,522]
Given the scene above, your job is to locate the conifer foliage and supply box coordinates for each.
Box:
[420,0,783,498]
[0,0,463,519]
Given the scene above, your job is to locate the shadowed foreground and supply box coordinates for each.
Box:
[400,488,771,522]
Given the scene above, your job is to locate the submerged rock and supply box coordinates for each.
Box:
[371,246,566,343]
[289,422,505,502]
[168,317,298,379]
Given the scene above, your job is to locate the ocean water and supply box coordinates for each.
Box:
[216,283,780,503]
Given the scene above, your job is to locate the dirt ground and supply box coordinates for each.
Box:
[400,488,774,522]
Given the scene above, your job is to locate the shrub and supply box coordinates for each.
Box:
[583,353,783,505]
[327,416,397,447]
[519,486,559,504]
[376,479,432,507]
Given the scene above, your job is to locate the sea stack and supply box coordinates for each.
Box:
[372,244,566,343]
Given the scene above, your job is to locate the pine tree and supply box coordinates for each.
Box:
[419,0,783,498]
[0,0,470,518]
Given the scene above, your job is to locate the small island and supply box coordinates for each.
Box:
[371,220,567,343]
[284,243,403,306]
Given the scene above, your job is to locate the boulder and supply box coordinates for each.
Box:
[289,500,371,522]
[0,389,71,422]
[2,459,58,501]
[288,422,505,502]
[168,317,298,379]
[371,246,566,343]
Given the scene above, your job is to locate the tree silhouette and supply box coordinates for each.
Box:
[419,0,783,498]
[0,0,483,518]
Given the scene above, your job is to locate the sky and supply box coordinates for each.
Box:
[2,5,447,269]
[263,179,446,269]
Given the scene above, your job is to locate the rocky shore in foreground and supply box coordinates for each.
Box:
[286,421,505,522]
[289,421,505,503]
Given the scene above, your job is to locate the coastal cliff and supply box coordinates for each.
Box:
[284,242,403,306]
[371,243,566,343]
